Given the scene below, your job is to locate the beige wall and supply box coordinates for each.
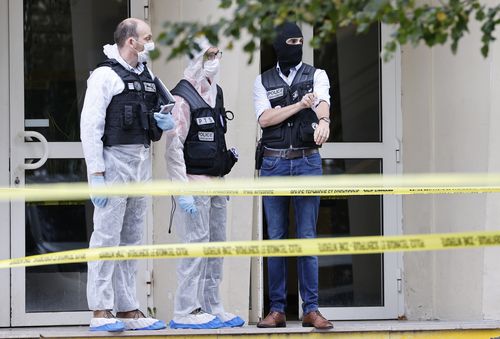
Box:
[149,0,259,323]
[482,15,500,319]
[402,1,500,320]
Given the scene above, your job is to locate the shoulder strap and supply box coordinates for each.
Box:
[171,79,209,110]
[97,58,131,80]
[261,67,286,90]
[140,62,154,81]
[291,63,316,86]
[215,85,224,109]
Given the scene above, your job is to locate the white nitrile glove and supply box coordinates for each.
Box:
[89,174,108,208]
[179,195,197,215]
[154,112,176,131]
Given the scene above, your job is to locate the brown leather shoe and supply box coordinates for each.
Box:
[256,311,286,328]
[302,310,333,329]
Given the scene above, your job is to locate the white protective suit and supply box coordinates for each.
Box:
[165,38,244,329]
[81,44,153,316]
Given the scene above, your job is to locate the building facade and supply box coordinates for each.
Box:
[0,0,499,327]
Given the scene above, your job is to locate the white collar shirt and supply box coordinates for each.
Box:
[253,62,331,120]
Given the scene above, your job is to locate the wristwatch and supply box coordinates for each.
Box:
[319,117,331,124]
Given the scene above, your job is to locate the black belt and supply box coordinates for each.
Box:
[263,148,318,160]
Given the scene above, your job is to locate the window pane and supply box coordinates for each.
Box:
[314,24,381,142]
[25,159,92,312]
[23,0,128,141]
[318,159,384,307]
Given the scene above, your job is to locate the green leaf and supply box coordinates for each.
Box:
[155,0,497,62]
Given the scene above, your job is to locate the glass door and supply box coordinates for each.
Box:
[9,0,148,326]
[312,24,401,319]
[258,23,402,321]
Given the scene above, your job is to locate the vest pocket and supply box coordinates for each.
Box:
[184,141,217,168]
[299,120,316,144]
[262,123,286,144]
[122,105,135,130]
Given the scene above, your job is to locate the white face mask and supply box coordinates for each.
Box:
[143,41,155,52]
[134,40,155,63]
[203,59,220,79]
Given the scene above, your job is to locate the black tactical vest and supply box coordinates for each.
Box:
[260,63,319,149]
[99,59,162,146]
[171,79,236,176]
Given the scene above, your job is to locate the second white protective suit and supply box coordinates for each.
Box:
[165,37,244,329]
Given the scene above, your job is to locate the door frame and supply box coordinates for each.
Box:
[310,23,403,320]
[250,23,403,322]
[8,0,151,326]
[0,0,11,328]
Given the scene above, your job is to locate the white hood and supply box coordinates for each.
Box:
[102,43,152,75]
[183,37,219,108]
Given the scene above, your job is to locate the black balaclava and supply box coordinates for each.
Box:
[273,22,303,77]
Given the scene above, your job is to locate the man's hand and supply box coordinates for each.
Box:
[179,195,198,215]
[154,112,176,131]
[89,174,108,208]
[314,119,330,145]
[299,93,316,109]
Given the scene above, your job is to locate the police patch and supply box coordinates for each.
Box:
[196,117,215,125]
[144,82,156,92]
[198,131,214,141]
[267,88,284,100]
[127,82,135,90]
[133,81,142,91]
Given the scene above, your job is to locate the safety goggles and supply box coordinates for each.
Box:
[204,50,223,61]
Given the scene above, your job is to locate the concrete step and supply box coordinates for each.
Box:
[1,321,500,339]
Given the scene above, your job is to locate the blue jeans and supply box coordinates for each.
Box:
[260,152,322,314]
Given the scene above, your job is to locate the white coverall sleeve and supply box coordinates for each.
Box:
[80,67,123,174]
[164,95,191,182]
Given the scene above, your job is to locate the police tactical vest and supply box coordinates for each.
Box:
[260,63,319,149]
[171,79,236,176]
[99,58,162,146]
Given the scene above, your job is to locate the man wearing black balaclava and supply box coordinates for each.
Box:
[253,22,333,330]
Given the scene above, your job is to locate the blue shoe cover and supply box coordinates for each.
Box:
[89,321,125,332]
[169,317,224,329]
[222,316,245,327]
[133,320,166,330]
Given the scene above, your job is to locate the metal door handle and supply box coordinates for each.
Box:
[18,131,49,170]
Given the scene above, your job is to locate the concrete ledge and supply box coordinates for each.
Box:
[0,321,500,339]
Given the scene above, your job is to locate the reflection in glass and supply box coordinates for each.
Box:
[318,159,383,307]
[25,160,93,313]
[24,0,128,142]
[23,0,128,312]
[314,24,381,143]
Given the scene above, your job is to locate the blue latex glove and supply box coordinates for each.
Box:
[89,174,108,208]
[154,112,175,131]
[179,195,197,215]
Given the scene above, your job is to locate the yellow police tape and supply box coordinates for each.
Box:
[7,173,500,201]
[3,173,500,268]
[3,231,500,269]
